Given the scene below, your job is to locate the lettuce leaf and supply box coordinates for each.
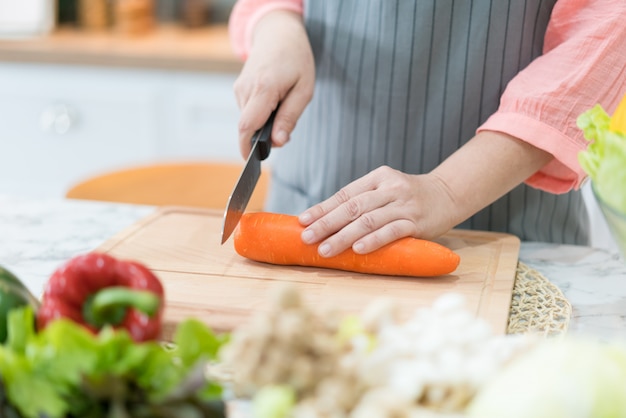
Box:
[0,306,228,417]
[577,104,626,213]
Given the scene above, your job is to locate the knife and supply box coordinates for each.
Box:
[221,109,277,244]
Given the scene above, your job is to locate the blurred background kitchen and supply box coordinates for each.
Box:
[0,0,619,252]
[0,0,242,199]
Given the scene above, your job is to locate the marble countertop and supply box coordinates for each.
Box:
[1,194,625,341]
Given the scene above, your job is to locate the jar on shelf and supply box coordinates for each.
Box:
[112,0,155,36]
[77,0,110,30]
[181,0,211,28]
[155,0,177,23]
[58,0,78,26]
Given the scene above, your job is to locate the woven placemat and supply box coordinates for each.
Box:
[506,262,572,336]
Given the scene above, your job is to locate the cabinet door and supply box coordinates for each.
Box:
[0,63,160,197]
[162,72,242,162]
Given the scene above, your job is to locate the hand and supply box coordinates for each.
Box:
[298,131,554,258]
[234,10,315,158]
[298,166,459,257]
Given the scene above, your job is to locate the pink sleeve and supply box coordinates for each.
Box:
[228,0,304,60]
[478,0,626,193]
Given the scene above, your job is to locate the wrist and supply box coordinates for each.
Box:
[251,10,306,50]
[429,130,553,227]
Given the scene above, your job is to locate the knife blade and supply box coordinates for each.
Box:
[221,109,277,244]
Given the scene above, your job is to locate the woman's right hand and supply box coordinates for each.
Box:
[234,10,315,159]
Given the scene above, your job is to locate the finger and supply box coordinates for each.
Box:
[271,80,314,147]
[299,172,379,227]
[238,93,279,158]
[233,78,246,110]
[233,71,254,110]
[301,186,391,246]
[351,218,417,254]
[315,203,413,257]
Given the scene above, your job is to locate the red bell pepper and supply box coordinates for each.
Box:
[36,252,165,342]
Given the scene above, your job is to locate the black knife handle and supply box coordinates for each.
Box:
[253,108,277,161]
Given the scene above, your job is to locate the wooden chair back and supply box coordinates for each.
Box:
[65,162,270,211]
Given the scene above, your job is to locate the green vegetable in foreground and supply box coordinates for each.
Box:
[0,306,229,418]
[253,385,296,418]
[0,266,39,344]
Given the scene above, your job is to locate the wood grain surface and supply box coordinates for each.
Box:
[0,24,241,72]
[97,207,521,339]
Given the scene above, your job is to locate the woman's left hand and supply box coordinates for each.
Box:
[298,165,458,257]
[298,131,556,257]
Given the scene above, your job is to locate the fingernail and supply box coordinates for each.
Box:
[299,212,312,224]
[318,243,331,257]
[301,229,315,244]
[353,242,365,254]
[275,130,288,145]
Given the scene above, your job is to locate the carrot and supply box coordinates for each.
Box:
[233,212,460,277]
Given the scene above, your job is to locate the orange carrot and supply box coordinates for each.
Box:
[233,212,460,277]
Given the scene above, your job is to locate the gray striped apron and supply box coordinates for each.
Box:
[265,0,590,245]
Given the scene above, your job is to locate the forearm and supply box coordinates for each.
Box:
[429,130,553,228]
[477,1,626,193]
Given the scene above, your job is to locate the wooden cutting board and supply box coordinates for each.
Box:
[97,207,521,339]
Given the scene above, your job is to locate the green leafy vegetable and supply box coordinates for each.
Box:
[174,318,230,370]
[0,306,228,417]
[253,385,296,418]
[578,104,626,213]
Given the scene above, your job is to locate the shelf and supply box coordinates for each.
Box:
[0,24,242,73]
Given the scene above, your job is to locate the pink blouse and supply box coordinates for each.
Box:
[228,0,626,193]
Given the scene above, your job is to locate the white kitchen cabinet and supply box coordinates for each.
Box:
[159,71,241,160]
[0,62,241,198]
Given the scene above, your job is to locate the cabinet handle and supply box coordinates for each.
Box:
[40,104,79,135]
